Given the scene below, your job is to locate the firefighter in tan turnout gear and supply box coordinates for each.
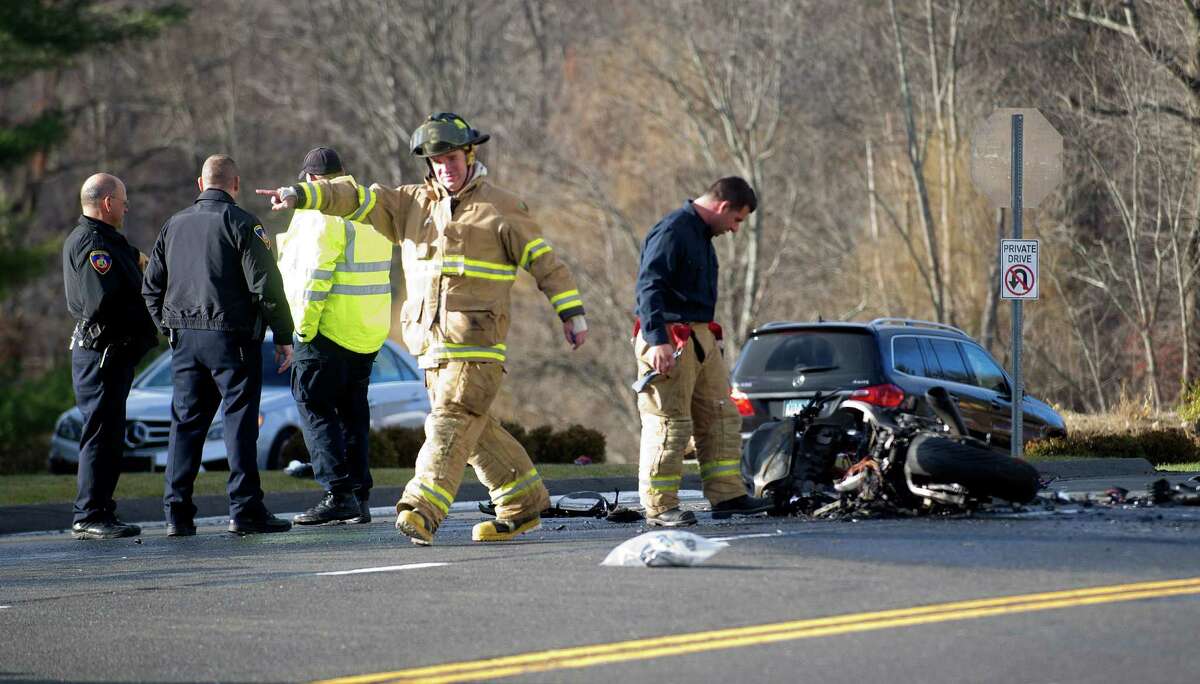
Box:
[633,177,771,526]
[258,113,587,545]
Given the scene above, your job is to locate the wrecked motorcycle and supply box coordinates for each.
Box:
[741,386,1041,517]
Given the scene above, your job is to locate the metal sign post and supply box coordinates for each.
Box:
[1009,114,1024,460]
[971,107,1060,460]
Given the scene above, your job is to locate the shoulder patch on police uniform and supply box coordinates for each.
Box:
[253,225,271,249]
[88,250,112,275]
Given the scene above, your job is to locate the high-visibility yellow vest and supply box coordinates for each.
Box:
[277,175,393,354]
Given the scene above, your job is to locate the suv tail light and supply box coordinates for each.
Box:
[849,383,905,408]
[730,388,755,416]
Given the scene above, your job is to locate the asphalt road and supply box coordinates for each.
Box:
[3,495,1200,684]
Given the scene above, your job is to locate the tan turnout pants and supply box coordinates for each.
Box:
[636,323,746,517]
[398,361,550,529]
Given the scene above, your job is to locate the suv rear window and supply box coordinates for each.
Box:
[733,330,880,392]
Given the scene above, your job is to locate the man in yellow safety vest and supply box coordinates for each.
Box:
[277,147,394,525]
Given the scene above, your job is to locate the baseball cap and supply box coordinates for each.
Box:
[298,147,344,180]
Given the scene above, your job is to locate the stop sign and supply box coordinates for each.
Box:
[970,108,1063,208]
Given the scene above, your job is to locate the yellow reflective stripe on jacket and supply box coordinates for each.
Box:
[441,255,518,281]
[429,342,507,362]
[347,185,377,222]
[642,474,682,493]
[550,289,583,314]
[297,181,323,211]
[417,479,454,515]
[519,238,553,269]
[491,468,543,505]
[699,459,741,481]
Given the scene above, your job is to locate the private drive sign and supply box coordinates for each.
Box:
[1001,239,1039,300]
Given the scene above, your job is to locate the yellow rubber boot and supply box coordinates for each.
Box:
[395,509,435,546]
[472,515,540,542]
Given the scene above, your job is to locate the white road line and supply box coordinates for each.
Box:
[710,531,786,542]
[0,605,10,609]
[316,562,448,576]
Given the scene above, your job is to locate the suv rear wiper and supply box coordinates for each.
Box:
[793,364,839,373]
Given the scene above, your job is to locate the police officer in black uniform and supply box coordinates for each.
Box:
[143,154,295,536]
[62,173,159,540]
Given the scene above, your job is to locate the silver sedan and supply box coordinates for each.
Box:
[48,337,430,473]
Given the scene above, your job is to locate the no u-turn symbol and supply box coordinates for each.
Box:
[1001,239,1039,300]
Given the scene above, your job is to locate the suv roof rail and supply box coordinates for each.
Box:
[868,317,968,336]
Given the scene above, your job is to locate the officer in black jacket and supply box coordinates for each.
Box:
[143,154,295,536]
[62,173,160,540]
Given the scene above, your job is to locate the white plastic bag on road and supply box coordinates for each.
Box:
[601,530,729,567]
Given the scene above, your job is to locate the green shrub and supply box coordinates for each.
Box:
[278,421,606,469]
[1179,380,1200,426]
[369,427,425,468]
[1027,428,1200,466]
[0,363,75,474]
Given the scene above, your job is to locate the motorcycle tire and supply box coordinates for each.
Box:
[905,434,1040,503]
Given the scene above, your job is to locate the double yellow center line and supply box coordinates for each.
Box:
[317,576,1200,684]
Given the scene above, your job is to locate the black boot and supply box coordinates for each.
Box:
[343,499,372,524]
[645,508,697,527]
[229,512,292,535]
[711,495,773,519]
[293,492,361,525]
[71,516,141,540]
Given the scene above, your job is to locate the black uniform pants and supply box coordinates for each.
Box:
[71,344,136,524]
[291,334,377,500]
[164,329,266,524]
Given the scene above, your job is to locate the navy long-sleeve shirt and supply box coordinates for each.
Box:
[634,201,718,346]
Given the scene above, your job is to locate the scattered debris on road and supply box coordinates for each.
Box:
[602,530,728,567]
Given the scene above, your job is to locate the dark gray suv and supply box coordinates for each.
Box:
[729,318,1066,452]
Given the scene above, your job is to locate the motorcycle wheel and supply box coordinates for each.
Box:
[905,434,1040,504]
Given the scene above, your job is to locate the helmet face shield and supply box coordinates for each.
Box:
[414,138,461,158]
[410,113,489,157]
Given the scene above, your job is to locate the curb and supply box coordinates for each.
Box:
[0,475,698,537]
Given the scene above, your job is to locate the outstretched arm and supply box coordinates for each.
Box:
[257,179,414,243]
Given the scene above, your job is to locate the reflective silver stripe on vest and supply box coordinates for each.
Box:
[330,284,391,295]
[335,218,391,273]
[310,269,333,280]
[344,219,356,262]
[307,290,330,301]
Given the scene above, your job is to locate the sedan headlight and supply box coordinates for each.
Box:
[56,415,83,442]
[206,422,224,441]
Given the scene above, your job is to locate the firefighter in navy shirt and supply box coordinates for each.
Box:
[633,176,771,526]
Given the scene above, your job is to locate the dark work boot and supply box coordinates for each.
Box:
[71,516,141,540]
[645,508,697,528]
[710,495,773,519]
[344,499,372,524]
[166,521,196,537]
[293,492,360,525]
[229,512,292,535]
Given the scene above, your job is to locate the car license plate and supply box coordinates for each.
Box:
[783,399,810,416]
